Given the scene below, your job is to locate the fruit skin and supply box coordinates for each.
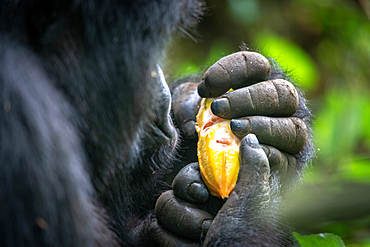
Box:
[196,98,241,199]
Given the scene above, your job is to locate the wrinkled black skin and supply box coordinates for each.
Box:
[166,60,314,246]
[169,61,314,191]
[0,0,203,246]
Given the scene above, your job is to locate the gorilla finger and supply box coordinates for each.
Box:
[149,221,197,247]
[231,116,308,155]
[155,191,213,241]
[261,145,297,177]
[172,162,209,203]
[211,79,299,119]
[235,134,270,192]
[203,134,271,242]
[172,82,202,139]
[198,51,270,98]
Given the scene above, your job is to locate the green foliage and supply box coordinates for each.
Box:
[320,217,370,247]
[174,61,201,77]
[256,32,318,90]
[312,87,370,170]
[227,0,260,25]
[203,40,235,67]
[293,232,345,247]
[171,40,234,79]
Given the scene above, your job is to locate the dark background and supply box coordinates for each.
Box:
[164,0,370,246]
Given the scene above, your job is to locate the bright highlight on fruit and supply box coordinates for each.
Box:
[196,98,241,199]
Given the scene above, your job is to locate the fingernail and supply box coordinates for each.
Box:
[261,145,270,156]
[183,120,196,138]
[197,81,209,98]
[211,98,230,117]
[202,220,212,232]
[188,183,209,202]
[246,134,259,146]
[201,219,213,241]
[230,119,250,138]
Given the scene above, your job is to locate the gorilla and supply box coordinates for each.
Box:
[0,0,313,246]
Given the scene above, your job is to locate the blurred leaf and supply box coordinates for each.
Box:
[172,39,234,79]
[173,61,201,78]
[317,39,341,71]
[204,40,234,67]
[307,86,370,184]
[255,32,318,90]
[313,87,366,164]
[227,0,260,25]
[297,0,335,8]
[293,232,345,247]
[340,158,370,183]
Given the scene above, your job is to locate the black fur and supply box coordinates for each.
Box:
[0,0,203,246]
[0,0,314,246]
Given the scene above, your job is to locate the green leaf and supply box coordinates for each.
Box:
[174,61,200,77]
[255,32,318,91]
[340,158,370,183]
[227,0,260,25]
[293,232,345,247]
[204,40,234,67]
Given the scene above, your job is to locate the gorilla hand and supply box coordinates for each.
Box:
[171,81,202,140]
[153,162,221,246]
[154,135,289,246]
[171,51,311,187]
[153,51,312,245]
[203,134,278,246]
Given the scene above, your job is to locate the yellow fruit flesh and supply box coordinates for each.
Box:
[196,98,241,199]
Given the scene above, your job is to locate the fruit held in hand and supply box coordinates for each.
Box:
[196,98,241,199]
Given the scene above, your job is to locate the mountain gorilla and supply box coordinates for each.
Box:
[0,0,313,246]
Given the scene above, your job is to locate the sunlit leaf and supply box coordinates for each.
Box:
[174,61,201,77]
[340,158,370,183]
[204,40,234,67]
[293,232,346,247]
[255,32,318,91]
[313,87,365,164]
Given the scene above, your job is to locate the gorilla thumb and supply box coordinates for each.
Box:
[203,134,272,245]
[234,133,270,194]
